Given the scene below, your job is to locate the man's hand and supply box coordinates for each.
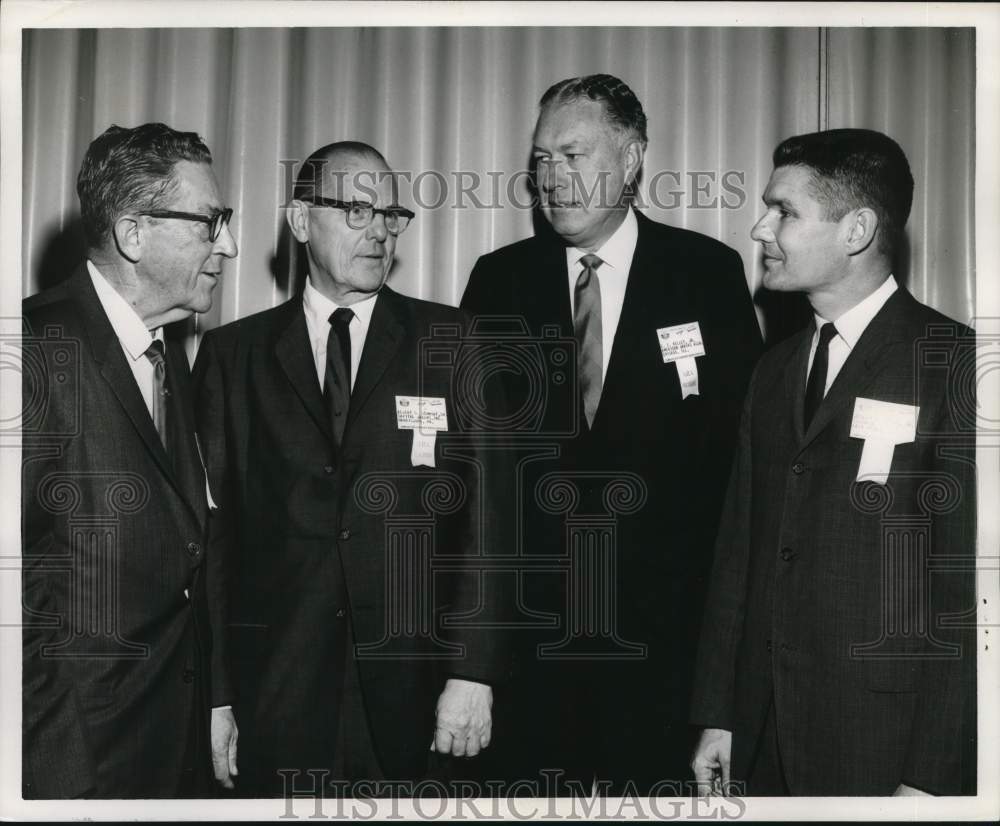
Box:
[691,727,732,797]
[211,707,239,789]
[430,678,492,757]
[893,783,932,796]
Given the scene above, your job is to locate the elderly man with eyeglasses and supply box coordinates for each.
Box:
[21,122,238,798]
[193,141,511,797]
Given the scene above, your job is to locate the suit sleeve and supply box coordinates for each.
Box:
[689,363,759,731]
[192,331,237,709]
[21,319,98,798]
[900,371,977,795]
[437,313,515,686]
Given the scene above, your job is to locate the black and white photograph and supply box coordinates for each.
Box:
[1,1,997,821]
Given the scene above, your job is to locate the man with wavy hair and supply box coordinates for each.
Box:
[22,122,237,797]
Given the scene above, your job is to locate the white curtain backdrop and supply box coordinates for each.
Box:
[21,27,975,354]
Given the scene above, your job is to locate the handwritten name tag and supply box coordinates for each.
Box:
[656,322,705,399]
[395,396,448,467]
[850,397,918,484]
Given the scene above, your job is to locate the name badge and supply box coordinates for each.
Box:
[656,322,705,399]
[395,396,448,467]
[850,397,918,484]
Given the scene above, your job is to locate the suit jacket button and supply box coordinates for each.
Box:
[766,639,773,652]
[182,668,195,683]
[780,547,796,561]
[336,609,346,619]
[186,542,202,558]
[791,461,805,474]
[324,465,334,475]
[338,528,351,541]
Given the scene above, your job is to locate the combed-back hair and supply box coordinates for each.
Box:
[77,122,212,247]
[773,128,914,257]
[292,141,388,202]
[539,74,648,149]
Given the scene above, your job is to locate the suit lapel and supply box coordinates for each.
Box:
[535,240,573,335]
[70,270,204,523]
[275,300,332,442]
[346,287,405,434]
[165,336,208,522]
[598,213,684,426]
[784,328,814,445]
[800,288,912,448]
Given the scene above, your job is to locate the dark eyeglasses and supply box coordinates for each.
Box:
[139,208,234,242]
[301,198,414,235]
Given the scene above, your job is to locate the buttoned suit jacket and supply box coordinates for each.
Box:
[690,287,977,795]
[193,285,510,788]
[460,210,762,781]
[21,267,211,798]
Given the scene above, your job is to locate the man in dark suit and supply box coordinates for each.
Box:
[690,129,977,796]
[21,122,238,797]
[194,141,509,797]
[460,74,762,795]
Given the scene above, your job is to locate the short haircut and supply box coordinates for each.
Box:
[292,141,388,202]
[77,122,212,248]
[773,128,914,257]
[539,74,648,149]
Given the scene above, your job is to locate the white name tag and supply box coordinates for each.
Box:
[850,397,918,484]
[395,396,448,467]
[656,322,705,399]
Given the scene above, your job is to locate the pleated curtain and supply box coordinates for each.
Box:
[22,27,975,355]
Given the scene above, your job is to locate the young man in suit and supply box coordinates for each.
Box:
[460,74,762,795]
[194,142,510,796]
[690,128,977,796]
[21,122,238,797]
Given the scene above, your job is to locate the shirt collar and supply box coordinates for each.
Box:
[565,207,638,277]
[815,274,898,350]
[303,276,379,333]
[87,260,160,361]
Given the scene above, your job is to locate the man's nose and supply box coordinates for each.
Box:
[366,211,389,242]
[214,222,238,258]
[750,213,772,243]
[538,159,565,193]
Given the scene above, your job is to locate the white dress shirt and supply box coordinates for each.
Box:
[565,207,638,381]
[302,277,378,390]
[807,274,898,396]
[87,260,163,416]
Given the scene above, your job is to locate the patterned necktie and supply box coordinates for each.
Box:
[324,307,355,449]
[144,339,169,453]
[803,321,838,429]
[574,253,604,429]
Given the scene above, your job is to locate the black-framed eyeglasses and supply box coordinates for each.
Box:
[301,198,414,235]
[139,208,234,242]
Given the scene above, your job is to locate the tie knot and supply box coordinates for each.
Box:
[330,307,355,328]
[144,339,165,366]
[817,322,838,347]
[579,253,603,272]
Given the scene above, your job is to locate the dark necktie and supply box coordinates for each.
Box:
[144,339,169,453]
[324,307,355,449]
[803,321,838,429]
[574,253,604,429]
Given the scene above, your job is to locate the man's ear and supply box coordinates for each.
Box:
[112,215,142,263]
[622,139,645,191]
[286,200,310,244]
[844,207,878,256]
